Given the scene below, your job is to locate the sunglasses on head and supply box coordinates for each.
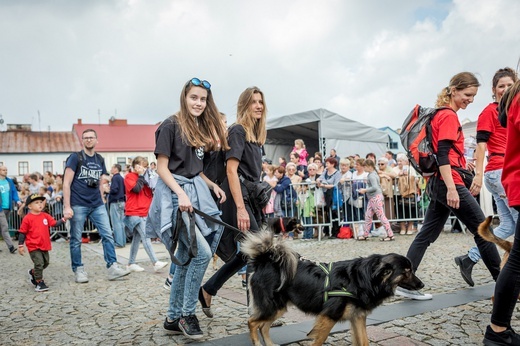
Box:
[188,77,211,90]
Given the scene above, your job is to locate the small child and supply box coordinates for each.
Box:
[18,194,68,292]
[298,182,315,240]
[357,159,394,241]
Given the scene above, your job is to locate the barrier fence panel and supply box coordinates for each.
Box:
[276,176,465,240]
[7,200,97,239]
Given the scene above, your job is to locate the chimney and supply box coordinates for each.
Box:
[77,119,82,125]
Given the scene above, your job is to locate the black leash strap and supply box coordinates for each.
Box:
[169,208,245,266]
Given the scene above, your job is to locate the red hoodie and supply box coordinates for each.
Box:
[124,172,153,217]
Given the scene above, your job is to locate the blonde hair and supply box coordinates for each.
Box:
[435,72,480,108]
[175,81,229,152]
[236,87,267,145]
[294,139,305,149]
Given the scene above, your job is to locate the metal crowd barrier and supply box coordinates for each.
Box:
[274,176,456,240]
[7,200,97,239]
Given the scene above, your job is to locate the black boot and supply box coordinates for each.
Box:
[454,255,476,287]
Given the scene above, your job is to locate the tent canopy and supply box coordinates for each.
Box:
[265,108,389,162]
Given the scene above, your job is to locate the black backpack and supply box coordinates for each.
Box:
[64,150,106,176]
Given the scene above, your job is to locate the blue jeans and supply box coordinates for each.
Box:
[468,169,518,262]
[70,205,118,271]
[110,201,126,247]
[124,216,157,265]
[302,216,313,239]
[167,217,212,318]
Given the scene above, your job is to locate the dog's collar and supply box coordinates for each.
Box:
[319,262,357,302]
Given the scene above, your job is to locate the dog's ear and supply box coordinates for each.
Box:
[372,262,393,280]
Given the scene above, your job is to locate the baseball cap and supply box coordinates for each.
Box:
[25,194,46,206]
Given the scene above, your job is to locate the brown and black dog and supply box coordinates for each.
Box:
[266,216,304,239]
[241,230,424,346]
[478,215,512,270]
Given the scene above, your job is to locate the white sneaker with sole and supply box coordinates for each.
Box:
[75,266,89,283]
[153,261,168,272]
[127,263,145,272]
[107,263,131,280]
[395,286,432,300]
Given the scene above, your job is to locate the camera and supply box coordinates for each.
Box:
[86,178,99,188]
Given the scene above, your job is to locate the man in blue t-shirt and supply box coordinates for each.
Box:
[0,165,22,253]
[63,129,130,283]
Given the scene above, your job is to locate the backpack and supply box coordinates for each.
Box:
[400,105,447,177]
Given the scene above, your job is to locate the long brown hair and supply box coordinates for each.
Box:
[435,72,480,108]
[501,80,520,117]
[174,80,229,151]
[236,87,267,145]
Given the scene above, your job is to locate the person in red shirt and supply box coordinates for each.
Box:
[396,72,502,301]
[123,156,167,273]
[454,68,518,287]
[483,82,520,345]
[18,194,68,292]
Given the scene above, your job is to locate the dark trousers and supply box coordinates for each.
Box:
[406,183,501,280]
[491,206,520,327]
[30,249,50,281]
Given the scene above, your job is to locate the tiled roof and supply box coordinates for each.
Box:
[74,121,160,152]
[0,131,82,153]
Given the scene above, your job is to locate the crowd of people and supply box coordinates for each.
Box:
[2,70,520,345]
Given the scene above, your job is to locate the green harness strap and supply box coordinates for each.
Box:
[318,262,356,302]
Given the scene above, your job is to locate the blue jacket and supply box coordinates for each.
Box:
[0,177,20,211]
[273,175,295,202]
[108,173,125,204]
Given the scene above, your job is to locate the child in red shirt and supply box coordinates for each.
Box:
[18,194,68,292]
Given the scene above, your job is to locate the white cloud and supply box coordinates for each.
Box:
[0,0,518,136]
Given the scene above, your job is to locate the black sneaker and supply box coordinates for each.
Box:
[35,280,49,292]
[9,246,17,254]
[484,325,520,345]
[178,315,203,340]
[163,277,172,291]
[242,280,247,289]
[163,317,182,334]
[28,269,37,286]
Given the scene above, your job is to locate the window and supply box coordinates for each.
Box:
[388,142,398,150]
[18,161,29,175]
[43,161,53,174]
[117,157,127,171]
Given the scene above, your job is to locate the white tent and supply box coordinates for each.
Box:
[265,108,389,162]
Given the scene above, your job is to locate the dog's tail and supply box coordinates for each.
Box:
[241,230,299,291]
[478,216,513,253]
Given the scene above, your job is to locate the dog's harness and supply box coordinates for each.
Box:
[279,217,286,234]
[318,262,356,302]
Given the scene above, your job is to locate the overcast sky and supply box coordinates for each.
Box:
[0,0,518,132]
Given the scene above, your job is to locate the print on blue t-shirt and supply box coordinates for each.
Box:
[0,179,10,210]
[66,151,107,208]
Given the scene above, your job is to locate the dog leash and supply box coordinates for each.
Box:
[192,207,245,241]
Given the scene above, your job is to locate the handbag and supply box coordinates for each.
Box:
[380,176,394,198]
[239,176,272,209]
[314,187,326,207]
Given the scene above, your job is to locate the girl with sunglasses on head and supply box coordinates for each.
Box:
[199,86,267,318]
[454,68,518,288]
[146,77,229,339]
[396,72,502,301]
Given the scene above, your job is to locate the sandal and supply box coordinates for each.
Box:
[380,236,395,242]
[357,236,369,241]
[198,287,214,318]
[406,229,417,235]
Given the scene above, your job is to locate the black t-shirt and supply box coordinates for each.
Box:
[154,116,204,179]
[226,124,262,182]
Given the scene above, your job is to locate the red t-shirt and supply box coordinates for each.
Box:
[19,212,56,252]
[502,94,520,207]
[124,172,153,217]
[477,102,506,172]
[431,108,466,186]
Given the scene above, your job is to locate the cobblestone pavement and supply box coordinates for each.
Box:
[1,230,518,345]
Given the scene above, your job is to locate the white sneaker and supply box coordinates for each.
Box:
[395,286,432,300]
[153,261,168,272]
[75,266,89,283]
[107,263,131,280]
[127,263,145,272]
